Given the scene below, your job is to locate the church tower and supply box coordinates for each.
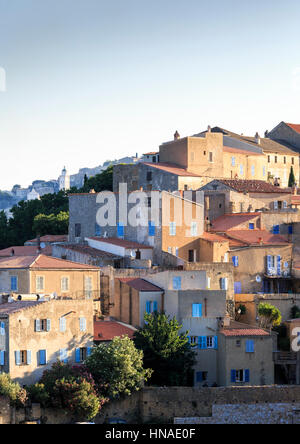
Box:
[58,166,70,191]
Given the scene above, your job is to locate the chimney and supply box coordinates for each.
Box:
[255,132,261,145]
[292,185,297,196]
[174,131,180,140]
[36,235,41,254]
[258,237,263,246]
[207,125,211,133]
[11,248,15,257]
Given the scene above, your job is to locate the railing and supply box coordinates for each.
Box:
[56,290,100,301]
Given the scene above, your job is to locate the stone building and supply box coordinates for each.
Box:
[0,298,94,385]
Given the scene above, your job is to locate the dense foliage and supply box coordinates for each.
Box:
[289,166,296,188]
[0,373,27,407]
[258,302,282,329]
[85,336,152,399]
[134,312,196,387]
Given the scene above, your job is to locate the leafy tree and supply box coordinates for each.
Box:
[258,302,282,329]
[32,211,69,236]
[85,336,152,399]
[289,166,296,187]
[134,312,196,387]
[81,166,113,193]
[0,211,11,249]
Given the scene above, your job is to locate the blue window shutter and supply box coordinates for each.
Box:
[11,276,17,291]
[46,319,51,332]
[75,348,81,363]
[289,225,293,235]
[196,372,203,383]
[197,336,202,349]
[232,256,239,267]
[35,319,41,332]
[173,277,182,290]
[117,223,124,237]
[39,350,46,365]
[15,351,21,366]
[201,336,207,350]
[277,256,281,276]
[0,322,5,336]
[214,336,218,350]
[192,304,202,318]
[0,351,5,366]
[231,369,236,383]
[87,347,92,357]
[148,221,155,237]
[146,301,151,314]
[153,301,158,312]
[27,350,32,365]
[267,255,272,273]
[245,369,250,383]
[273,225,279,234]
[246,340,254,353]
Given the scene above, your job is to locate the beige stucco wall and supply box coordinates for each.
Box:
[8,299,94,385]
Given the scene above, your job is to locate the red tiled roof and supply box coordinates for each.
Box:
[118,278,163,292]
[26,235,68,244]
[142,162,201,177]
[199,232,230,243]
[0,245,52,257]
[286,123,300,134]
[226,229,290,246]
[87,237,153,249]
[143,152,159,155]
[220,328,270,337]
[220,321,270,337]
[0,254,100,270]
[215,179,291,194]
[94,320,136,341]
[211,213,261,231]
[56,244,121,258]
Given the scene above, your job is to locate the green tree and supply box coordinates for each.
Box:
[134,312,196,387]
[258,302,282,329]
[0,373,27,406]
[85,336,152,399]
[289,166,296,187]
[0,211,11,249]
[81,166,113,193]
[32,211,69,236]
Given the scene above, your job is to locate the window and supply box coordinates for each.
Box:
[79,317,87,332]
[231,369,250,383]
[173,276,182,290]
[148,221,155,237]
[249,223,255,230]
[263,166,266,177]
[75,223,81,238]
[275,156,277,163]
[284,157,286,164]
[251,165,255,176]
[192,304,202,318]
[288,225,293,235]
[75,347,88,363]
[59,348,68,363]
[236,340,241,347]
[267,255,281,276]
[84,276,93,299]
[147,197,152,208]
[224,253,229,263]
[273,225,280,234]
[206,276,211,289]
[169,222,176,236]
[283,201,288,209]
[188,250,196,263]
[273,201,278,210]
[175,247,179,257]
[184,185,188,191]
[240,165,244,176]
[209,152,213,162]
[0,322,5,336]
[10,276,18,292]
[220,277,228,290]
[135,250,141,260]
[268,156,270,163]
[15,350,31,366]
[61,277,69,292]
[35,319,51,332]
[292,157,294,165]
[206,336,214,348]
[246,340,255,353]
[168,247,172,254]
[145,301,158,314]
[36,276,44,291]
[146,171,152,181]
[95,223,101,237]
[0,351,4,366]
[198,336,218,350]
[191,221,198,237]
[196,371,208,383]
[231,157,235,167]
[190,336,198,346]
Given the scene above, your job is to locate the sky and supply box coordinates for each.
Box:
[0,0,300,189]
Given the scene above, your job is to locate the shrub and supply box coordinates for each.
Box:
[0,373,27,406]
[27,383,50,407]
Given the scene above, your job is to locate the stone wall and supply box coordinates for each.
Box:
[5,386,300,424]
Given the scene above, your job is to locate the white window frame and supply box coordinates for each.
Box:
[36,276,45,292]
[191,221,198,237]
[169,222,176,236]
[61,276,70,292]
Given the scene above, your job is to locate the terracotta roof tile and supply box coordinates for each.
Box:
[0,254,100,270]
[215,179,291,194]
[142,162,201,177]
[0,245,52,257]
[26,235,68,244]
[118,278,163,292]
[94,320,136,341]
[226,230,290,246]
[211,213,261,231]
[286,123,300,134]
[220,321,270,337]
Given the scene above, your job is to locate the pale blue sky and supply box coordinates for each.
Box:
[0,0,300,189]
